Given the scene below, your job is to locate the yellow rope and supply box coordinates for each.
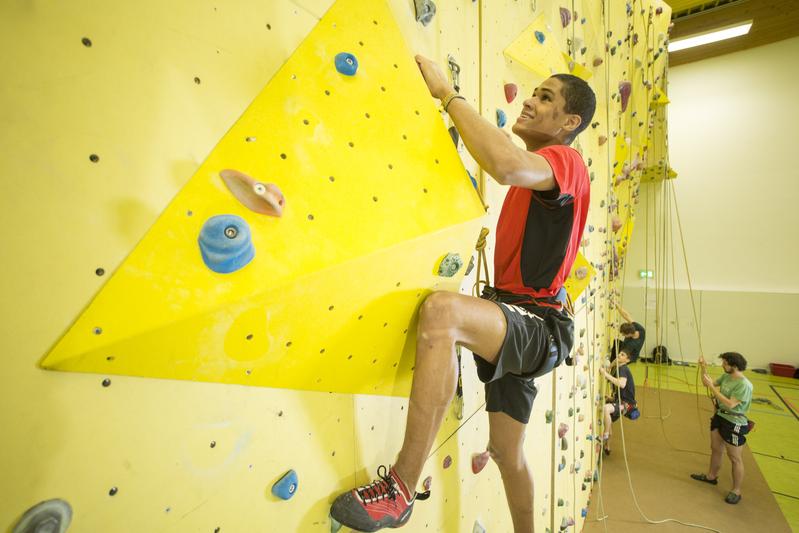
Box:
[472,227,491,297]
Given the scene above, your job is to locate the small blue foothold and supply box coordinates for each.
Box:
[496,109,507,128]
[581,508,588,518]
[467,170,478,190]
[334,52,358,76]
[272,470,299,500]
[198,215,255,274]
[534,31,545,44]
[558,463,566,472]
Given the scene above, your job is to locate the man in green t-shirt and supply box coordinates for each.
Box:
[691,352,753,504]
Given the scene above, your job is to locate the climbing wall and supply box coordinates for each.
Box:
[0,0,670,532]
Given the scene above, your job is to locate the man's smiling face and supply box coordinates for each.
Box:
[511,76,571,146]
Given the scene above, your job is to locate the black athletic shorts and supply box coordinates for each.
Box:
[608,400,636,422]
[710,413,749,446]
[472,289,574,424]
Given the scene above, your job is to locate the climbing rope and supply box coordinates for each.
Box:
[593,2,721,531]
[471,227,491,298]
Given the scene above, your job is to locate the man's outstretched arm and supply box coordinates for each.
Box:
[414,55,555,191]
[619,306,634,324]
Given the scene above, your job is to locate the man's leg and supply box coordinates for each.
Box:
[708,429,724,480]
[725,442,745,495]
[394,291,507,490]
[331,292,508,531]
[488,411,534,533]
[602,404,615,452]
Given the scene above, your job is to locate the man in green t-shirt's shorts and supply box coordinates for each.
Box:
[691,352,753,504]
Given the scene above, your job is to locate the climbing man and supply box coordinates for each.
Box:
[691,352,754,504]
[599,349,638,455]
[330,55,596,532]
[612,305,645,363]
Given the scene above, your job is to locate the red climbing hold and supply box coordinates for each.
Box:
[471,451,490,474]
[558,422,569,439]
[220,169,285,217]
[422,476,432,491]
[559,7,571,27]
[619,81,632,112]
[504,83,518,103]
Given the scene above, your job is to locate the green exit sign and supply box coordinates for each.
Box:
[639,270,654,279]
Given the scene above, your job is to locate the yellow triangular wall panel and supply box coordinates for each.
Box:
[504,13,568,77]
[41,0,486,396]
[563,252,594,303]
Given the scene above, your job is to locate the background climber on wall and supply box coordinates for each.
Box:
[691,352,754,505]
[330,54,596,532]
[610,304,646,363]
[600,348,639,455]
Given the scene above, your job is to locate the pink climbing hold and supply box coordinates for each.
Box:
[471,451,490,474]
[612,215,623,232]
[504,83,518,103]
[558,422,569,439]
[575,266,588,280]
[656,6,663,15]
[619,81,632,112]
[422,476,432,491]
[559,7,571,27]
[220,169,285,217]
[443,455,452,469]
[593,57,603,67]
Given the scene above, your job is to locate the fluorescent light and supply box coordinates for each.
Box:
[668,21,753,53]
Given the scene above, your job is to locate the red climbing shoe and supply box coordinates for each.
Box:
[330,465,427,532]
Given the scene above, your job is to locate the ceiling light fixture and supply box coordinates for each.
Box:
[668,20,753,53]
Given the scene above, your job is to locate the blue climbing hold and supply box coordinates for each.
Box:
[534,31,545,44]
[334,53,358,76]
[272,470,299,500]
[496,109,507,128]
[467,170,478,191]
[198,214,255,274]
[581,508,588,518]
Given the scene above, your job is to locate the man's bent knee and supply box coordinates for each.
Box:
[419,292,461,332]
[487,441,525,471]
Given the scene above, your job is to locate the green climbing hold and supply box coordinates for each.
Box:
[437,253,463,277]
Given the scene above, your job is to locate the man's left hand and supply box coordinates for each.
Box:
[415,55,454,100]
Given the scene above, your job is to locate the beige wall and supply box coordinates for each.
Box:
[622,37,799,370]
